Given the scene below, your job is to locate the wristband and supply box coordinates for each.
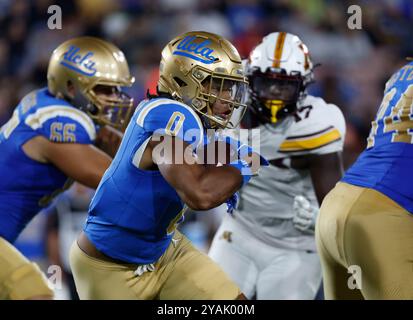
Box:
[229,159,253,187]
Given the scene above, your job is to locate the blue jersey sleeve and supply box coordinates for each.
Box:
[136,99,204,149]
[26,106,97,144]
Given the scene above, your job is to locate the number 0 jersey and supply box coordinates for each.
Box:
[343,62,413,213]
[0,88,96,242]
[84,98,204,264]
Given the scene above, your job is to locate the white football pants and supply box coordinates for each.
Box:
[209,214,322,300]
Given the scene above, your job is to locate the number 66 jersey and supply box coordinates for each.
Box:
[343,61,413,213]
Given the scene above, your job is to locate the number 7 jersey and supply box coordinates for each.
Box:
[343,61,413,213]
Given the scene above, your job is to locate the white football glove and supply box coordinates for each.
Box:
[292,195,319,232]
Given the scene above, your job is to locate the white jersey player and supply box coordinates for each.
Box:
[208,32,346,299]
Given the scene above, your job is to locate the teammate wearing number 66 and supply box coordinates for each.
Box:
[69,31,268,300]
[317,60,413,299]
[0,37,134,300]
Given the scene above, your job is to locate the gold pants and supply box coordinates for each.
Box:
[316,182,413,299]
[0,237,53,300]
[70,231,240,299]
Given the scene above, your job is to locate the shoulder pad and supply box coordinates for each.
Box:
[279,96,346,155]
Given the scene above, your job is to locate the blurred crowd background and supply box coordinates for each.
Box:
[1,0,412,299]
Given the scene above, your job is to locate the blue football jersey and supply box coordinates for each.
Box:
[84,97,204,264]
[343,61,413,213]
[0,88,96,242]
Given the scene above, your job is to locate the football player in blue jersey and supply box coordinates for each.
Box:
[316,60,413,299]
[0,37,134,299]
[69,31,268,300]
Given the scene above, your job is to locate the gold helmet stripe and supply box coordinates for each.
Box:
[299,43,311,71]
[273,32,287,68]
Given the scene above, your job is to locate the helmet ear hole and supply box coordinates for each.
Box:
[66,80,75,98]
[173,77,187,88]
[67,80,73,88]
[200,76,210,86]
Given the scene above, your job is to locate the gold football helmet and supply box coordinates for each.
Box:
[47,36,135,130]
[158,31,248,129]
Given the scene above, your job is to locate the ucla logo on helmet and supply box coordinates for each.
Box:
[60,45,97,76]
[173,36,216,64]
